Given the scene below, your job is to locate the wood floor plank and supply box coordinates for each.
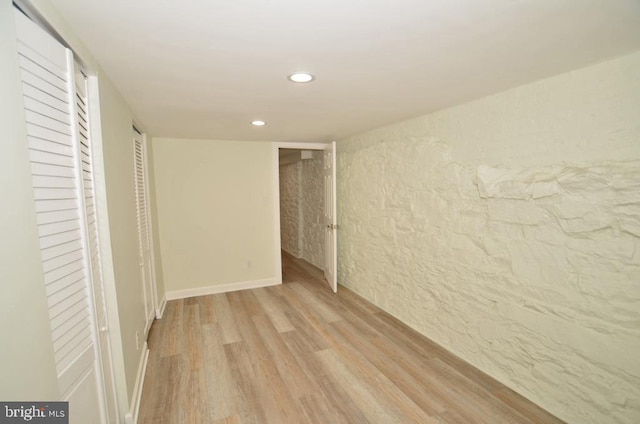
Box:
[213,416,242,424]
[196,294,217,325]
[138,252,566,424]
[329,318,449,416]
[251,287,295,332]
[285,282,342,323]
[184,303,204,370]
[315,348,438,424]
[251,314,315,399]
[223,342,269,424]
[493,387,565,423]
[227,291,304,424]
[280,330,370,424]
[201,323,237,420]
[213,293,242,344]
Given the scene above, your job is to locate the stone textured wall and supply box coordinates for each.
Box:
[300,153,325,269]
[337,52,640,424]
[279,161,301,257]
[279,154,325,268]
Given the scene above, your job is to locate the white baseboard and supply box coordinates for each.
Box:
[124,342,149,424]
[156,295,167,319]
[165,278,280,301]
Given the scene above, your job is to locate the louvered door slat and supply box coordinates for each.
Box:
[29,137,74,157]
[41,239,83,262]
[23,96,70,124]
[19,71,68,103]
[38,218,81,237]
[22,84,69,115]
[51,308,90,341]
[18,54,67,90]
[49,290,86,320]
[43,249,84,273]
[43,258,84,286]
[33,174,76,189]
[31,162,76,178]
[51,302,89,337]
[55,329,92,372]
[37,209,78,225]
[29,149,75,168]
[25,110,72,136]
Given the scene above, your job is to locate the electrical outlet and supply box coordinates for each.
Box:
[135,331,140,351]
[247,260,252,269]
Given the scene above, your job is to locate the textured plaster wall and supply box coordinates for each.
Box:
[300,153,325,269]
[279,154,324,268]
[280,162,302,256]
[337,52,640,424]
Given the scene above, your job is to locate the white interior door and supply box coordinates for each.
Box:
[14,8,108,424]
[133,130,155,335]
[74,66,119,424]
[323,141,338,292]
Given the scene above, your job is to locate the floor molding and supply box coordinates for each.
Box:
[165,278,280,301]
[124,342,149,424]
[156,295,167,319]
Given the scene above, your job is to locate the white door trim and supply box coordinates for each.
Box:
[272,141,335,287]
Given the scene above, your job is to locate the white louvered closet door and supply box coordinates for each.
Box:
[133,130,155,335]
[14,9,107,424]
[74,67,118,423]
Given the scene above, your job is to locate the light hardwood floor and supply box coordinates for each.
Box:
[138,252,565,423]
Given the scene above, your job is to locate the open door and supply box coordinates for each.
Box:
[323,141,338,292]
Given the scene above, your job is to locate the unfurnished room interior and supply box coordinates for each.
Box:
[1,1,639,423]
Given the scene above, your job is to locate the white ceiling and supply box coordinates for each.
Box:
[48,0,640,142]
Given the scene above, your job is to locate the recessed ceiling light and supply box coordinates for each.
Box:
[288,72,315,83]
[251,120,266,126]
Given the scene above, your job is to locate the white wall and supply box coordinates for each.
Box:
[300,154,325,269]
[152,138,276,296]
[338,51,640,424]
[279,161,301,256]
[0,0,59,399]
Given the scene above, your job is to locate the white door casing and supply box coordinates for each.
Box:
[14,8,112,423]
[323,141,338,293]
[133,130,156,336]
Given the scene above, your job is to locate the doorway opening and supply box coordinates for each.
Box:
[279,149,325,284]
[273,142,337,292]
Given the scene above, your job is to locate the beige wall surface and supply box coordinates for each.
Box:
[0,0,59,399]
[338,51,640,424]
[97,71,149,403]
[152,138,276,293]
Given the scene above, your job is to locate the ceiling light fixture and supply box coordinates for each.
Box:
[251,120,266,126]
[288,72,315,83]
